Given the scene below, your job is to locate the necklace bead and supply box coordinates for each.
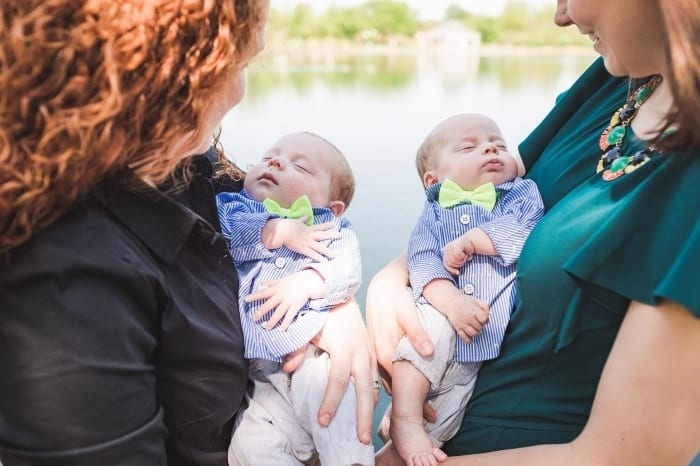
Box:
[619,105,637,121]
[596,76,662,180]
[607,126,626,145]
[610,156,630,173]
[603,147,621,164]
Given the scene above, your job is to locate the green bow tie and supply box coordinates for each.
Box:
[262,195,314,226]
[438,179,497,212]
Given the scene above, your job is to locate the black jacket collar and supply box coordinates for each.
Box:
[93,171,208,264]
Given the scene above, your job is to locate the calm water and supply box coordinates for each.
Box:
[220,50,596,448]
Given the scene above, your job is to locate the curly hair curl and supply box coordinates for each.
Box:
[0,0,266,254]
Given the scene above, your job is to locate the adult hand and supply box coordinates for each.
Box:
[365,252,434,391]
[284,299,377,445]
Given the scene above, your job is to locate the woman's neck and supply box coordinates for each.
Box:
[631,76,674,140]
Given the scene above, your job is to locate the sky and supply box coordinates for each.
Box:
[273,0,557,19]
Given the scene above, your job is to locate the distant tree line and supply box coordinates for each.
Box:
[267,0,589,47]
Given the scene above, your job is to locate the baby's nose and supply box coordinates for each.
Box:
[482,142,498,154]
[267,156,283,168]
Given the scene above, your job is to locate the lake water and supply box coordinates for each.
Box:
[219,49,597,448]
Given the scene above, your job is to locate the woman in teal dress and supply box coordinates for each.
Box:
[369,0,700,464]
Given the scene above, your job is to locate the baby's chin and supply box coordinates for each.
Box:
[243,182,272,202]
[247,184,303,207]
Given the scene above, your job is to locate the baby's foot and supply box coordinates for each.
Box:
[389,415,447,466]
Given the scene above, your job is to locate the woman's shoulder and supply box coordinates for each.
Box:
[2,197,159,280]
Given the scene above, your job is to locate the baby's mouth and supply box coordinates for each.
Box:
[259,173,278,184]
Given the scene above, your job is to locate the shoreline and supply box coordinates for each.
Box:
[262,39,596,59]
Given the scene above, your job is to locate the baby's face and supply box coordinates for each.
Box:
[244,132,338,208]
[427,114,519,190]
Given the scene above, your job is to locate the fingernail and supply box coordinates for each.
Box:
[361,431,371,444]
[319,413,331,426]
[421,341,432,353]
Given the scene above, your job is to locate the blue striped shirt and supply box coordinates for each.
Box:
[217,190,361,362]
[408,178,543,362]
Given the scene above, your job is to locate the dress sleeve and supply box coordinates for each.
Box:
[562,155,700,319]
[0,230,166,465]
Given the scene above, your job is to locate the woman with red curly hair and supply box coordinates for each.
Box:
[0,1,375,464]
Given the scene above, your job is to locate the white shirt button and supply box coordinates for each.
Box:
[274,257,286,268]
[460,214,470,225]
[463,283,475,295]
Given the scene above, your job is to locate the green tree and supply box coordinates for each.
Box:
[321,7,365,40]
[446,4,471,22]
[500,1,529,32]
[470,16,501,43]
[359,0,418,36]
[288,4,317,39]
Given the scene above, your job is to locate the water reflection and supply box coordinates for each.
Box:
[245,50,592,99]
[246,52,419,96]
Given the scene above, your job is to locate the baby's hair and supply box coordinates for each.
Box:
[415,122,452,181]
[415,132,439,180]
[416,113,509,181]
[303,131,355,209]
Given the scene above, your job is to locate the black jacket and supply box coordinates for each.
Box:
[0,155,247,465]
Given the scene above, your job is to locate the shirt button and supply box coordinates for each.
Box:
[274,257,286,268]
[463,283,475,295]
[460,214,470,225]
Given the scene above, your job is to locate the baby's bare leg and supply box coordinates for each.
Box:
[389,360,446,466]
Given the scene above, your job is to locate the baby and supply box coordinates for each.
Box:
[216,131,373,466]
[380,114,544,466]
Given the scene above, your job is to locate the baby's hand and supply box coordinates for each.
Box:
[443,294,490,344]
[443,234,476,275]
[246,270,325,331]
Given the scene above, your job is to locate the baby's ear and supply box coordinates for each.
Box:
[423,171,439,189]
[328,200,346,217]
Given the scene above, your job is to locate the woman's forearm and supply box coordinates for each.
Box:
[366,251,433,384]
[443,443,572,465]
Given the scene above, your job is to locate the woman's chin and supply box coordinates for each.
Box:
[601,56,629,78]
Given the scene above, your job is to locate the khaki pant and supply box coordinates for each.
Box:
[229,346,375,466]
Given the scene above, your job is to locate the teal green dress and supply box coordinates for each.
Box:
[443,58,700,454]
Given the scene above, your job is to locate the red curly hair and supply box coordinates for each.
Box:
[0,0,266,254]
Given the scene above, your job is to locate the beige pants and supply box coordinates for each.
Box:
[229,346,375,466]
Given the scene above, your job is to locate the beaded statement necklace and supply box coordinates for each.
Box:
[596,76,662,181]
